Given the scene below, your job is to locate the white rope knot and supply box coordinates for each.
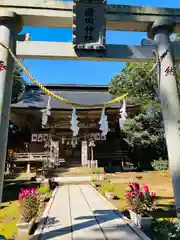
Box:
[41,96,51,127]
[70,107,79,136]
[99,107,108,136]
[119,99,127,129]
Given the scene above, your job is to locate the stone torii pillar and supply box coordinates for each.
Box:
[0,11,22,203]
[148,19,180,219]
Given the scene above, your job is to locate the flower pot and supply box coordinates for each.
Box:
[129,210,153,230]
[16,218,35,236]
[129,210,138,225]
[137,214,153,230]
[105,191,114,200]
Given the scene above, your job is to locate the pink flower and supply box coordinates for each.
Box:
[151,191,156,198]
[18,193,22,201]
[18,187,37,201]
[31,188,36,194]
[132,183,139,193]
[142,184,149,192]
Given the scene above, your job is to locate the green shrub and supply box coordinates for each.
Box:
[152,158,168,171]
[152,218,180,239]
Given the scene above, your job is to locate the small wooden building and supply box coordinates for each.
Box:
[9,84,139,170]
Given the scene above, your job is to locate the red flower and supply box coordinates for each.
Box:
[130,192,136,197]
[138,191,143,198]
[125,192,131,196]
[0,61,7,71]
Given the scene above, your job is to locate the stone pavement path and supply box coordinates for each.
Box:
[34,185,150,240]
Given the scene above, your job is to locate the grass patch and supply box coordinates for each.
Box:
[99,171,176,218]
[0,201,19,239]
[99,183,127,211]
[62,167,104,176]
[0,180,40,239]
[37,184,50,194]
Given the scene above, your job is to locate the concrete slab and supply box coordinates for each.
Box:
[79,185,142,240]
[69,185,105,239]
[39,185,72,240]
[35,185,150,240]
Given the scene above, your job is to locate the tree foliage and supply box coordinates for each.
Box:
[109,34,180,107]
[11,64,25,104]
[108,47,175,169]
[109,61,158,108]
[123,109,167,170]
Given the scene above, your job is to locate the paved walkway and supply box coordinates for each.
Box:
[34,185,150,240]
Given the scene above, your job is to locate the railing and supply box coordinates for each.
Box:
[12,152,50,162]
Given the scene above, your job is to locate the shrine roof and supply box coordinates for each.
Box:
[11,84,122,110]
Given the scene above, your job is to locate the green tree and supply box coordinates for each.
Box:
[11,64,25,104]
[109,33,180,107]
[109,61,158,108]
[123,109,167,170]
[109,59,169,170]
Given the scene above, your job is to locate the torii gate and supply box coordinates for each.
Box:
[0,0,180,218]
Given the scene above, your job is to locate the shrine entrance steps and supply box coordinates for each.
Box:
[33,185,150,240]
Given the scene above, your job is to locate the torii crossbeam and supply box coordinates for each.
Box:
[1,0,180,31]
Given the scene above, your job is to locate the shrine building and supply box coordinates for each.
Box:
[8,84,139,171]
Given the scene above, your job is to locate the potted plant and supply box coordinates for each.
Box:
[125,182,156,230]
[17,188,40,236]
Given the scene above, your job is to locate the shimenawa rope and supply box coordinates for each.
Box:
[0,42,128,108]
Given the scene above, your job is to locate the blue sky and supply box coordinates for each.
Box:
[21,0,179,86]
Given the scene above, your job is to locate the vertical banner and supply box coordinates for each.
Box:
[81,140,88,166]
[73,0,106,50]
